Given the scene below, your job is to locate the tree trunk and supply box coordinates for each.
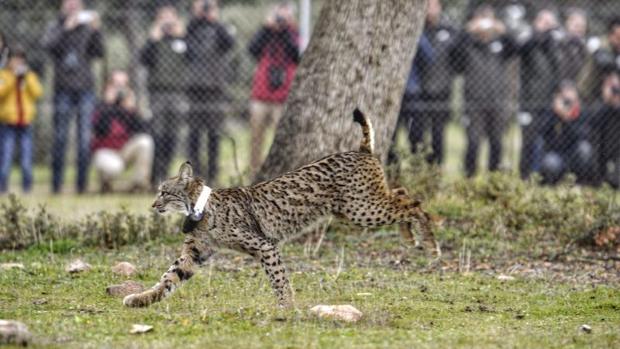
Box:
[254,0,428,183]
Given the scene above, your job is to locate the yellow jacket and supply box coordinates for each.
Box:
[0,69,43,126]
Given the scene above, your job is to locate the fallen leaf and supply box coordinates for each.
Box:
[106,281,144,297]
[0,320,31,346]
[111,262,137,277]
[65,259,91,274]
[310,305,363,322]
[130,324,153,334]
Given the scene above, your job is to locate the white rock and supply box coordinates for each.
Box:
[130,324,153,334]
[580,324,592,333]
[65,259,92,274]
[0,320,31,346]
[0,263,25,270]
[497,274,515,281]
[310,305,363,322]
[111,262,137,277]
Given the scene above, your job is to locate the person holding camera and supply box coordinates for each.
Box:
[450,5,518,177]
[139,5,187,186]
[581,17,620,103]
[0,47,43,194]
[539,81,594,185]
[247,2,299,177]
[184,0,236,184]
[589,72,620,188]
[411,0,457,165]
[517,8,563,179]
[41,0,104,194]
[90,70,154,194]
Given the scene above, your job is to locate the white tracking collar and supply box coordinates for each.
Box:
[192,185,212,216]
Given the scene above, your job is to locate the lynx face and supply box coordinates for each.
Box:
[151,163,193,215]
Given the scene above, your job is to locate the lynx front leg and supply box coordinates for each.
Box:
[124,237,213,307]
[259,243,293,308]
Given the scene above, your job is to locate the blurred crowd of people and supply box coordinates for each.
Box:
[0,0,619,195]
[0,0,299,194]
[394,0,620,187]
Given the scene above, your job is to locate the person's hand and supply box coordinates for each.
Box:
[265,13,276,29]
[121,90,137,111]
[493,20,506,36]
[104,86,118,104]
[13,64,28,78]
[150,23,163,41]
[89,12,101,30]
[206,6,219,22]
[64,14,79,30]
[171,20,185,37]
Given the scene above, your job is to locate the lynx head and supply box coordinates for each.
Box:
[152,162,196,215]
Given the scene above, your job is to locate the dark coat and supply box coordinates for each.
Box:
[41,17,104,91]
[421,21,458,100]
[589,103,620,170]
[185,18,235,90]
[139,36,187,92]
[518,31,563,111]
[540,108,587,157]
[450,31,518,112]
[248,25,300,103]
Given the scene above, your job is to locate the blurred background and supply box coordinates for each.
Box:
[0,0,619,198]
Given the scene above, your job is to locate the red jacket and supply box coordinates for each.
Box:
[91,103,145,151]
[248,26,300,103]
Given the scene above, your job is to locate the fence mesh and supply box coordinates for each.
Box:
[0,0,619,194]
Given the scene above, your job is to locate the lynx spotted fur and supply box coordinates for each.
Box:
[123,109,440,308]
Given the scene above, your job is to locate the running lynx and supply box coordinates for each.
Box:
[123,109,440,308]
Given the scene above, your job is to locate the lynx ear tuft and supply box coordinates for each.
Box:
[178,161,193,180]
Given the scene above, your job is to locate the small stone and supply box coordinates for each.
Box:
[111,262,137,277]
[130,324,153,334]
[65,259,91,274]
[580,324,592,333]
[32,298,48,305]
[310,305,363,322]
[497,274,515,281]
[0,263,25,270]
[0,320,31,346]
[106,281,144,298]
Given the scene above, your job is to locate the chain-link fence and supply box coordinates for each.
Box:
[0,0,619,194]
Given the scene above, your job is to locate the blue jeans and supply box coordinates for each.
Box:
[0,125,33,193]
[51,89,95,193]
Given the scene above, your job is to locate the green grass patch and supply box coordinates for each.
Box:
[0,241,618,348]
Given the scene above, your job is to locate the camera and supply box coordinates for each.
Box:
[562,97,574,108]
[76,10,95,24]
[115,89,127,106]
[275,15,286,27]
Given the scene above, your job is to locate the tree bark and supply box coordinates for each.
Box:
[254,0,428,183]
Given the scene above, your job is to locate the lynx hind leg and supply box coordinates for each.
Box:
[391,188,418,247]
[392,188,440,257]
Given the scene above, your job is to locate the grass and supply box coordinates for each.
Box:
[1,237,618,349]
[2,121,620,348]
